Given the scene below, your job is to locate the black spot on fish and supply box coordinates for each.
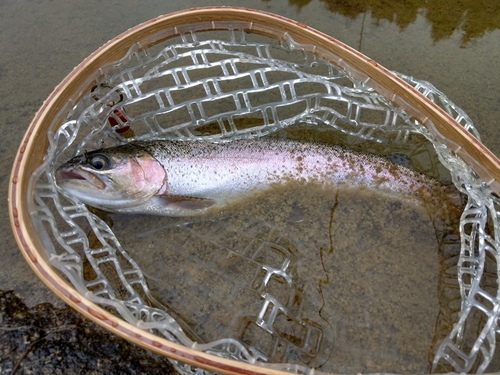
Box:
[387,153,412,169]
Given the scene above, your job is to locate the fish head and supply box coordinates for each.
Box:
[56,144,166,211]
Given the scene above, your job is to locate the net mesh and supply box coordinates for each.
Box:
[27,21,500,374]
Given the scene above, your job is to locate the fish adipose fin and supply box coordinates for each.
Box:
[157,195,215,210]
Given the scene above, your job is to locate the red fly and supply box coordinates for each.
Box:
[91,83,131,135]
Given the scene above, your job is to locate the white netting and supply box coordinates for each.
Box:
[27,21,500,374]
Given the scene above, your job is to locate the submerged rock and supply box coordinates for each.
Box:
[0,290,177,374]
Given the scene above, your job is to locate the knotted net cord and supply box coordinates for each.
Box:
[28,21,499,374]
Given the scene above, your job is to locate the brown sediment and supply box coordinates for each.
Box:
[117,178,460,373]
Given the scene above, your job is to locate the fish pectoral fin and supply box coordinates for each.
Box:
[157,195,215,210]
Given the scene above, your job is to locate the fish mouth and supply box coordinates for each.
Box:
[57,167,106,190]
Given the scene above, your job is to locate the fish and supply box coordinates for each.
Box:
[56,138,451,216]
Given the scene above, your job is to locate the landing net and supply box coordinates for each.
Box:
[28,20,499,374]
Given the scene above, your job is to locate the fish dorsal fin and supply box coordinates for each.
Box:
[156,195,215,210]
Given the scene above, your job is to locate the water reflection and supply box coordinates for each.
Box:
[288,0,500,47]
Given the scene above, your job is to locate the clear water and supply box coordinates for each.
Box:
[111,180,451,373]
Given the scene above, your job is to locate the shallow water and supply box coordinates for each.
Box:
[113,182,451,373]
[1,0,499,373]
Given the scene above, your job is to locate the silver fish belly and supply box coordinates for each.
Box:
[56,139,443,216]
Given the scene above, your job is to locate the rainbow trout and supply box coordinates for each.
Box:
[56,139,448,216]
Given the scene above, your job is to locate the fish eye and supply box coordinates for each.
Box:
[89,155,108,170]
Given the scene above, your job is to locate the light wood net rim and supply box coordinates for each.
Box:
[8,6,500,375]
